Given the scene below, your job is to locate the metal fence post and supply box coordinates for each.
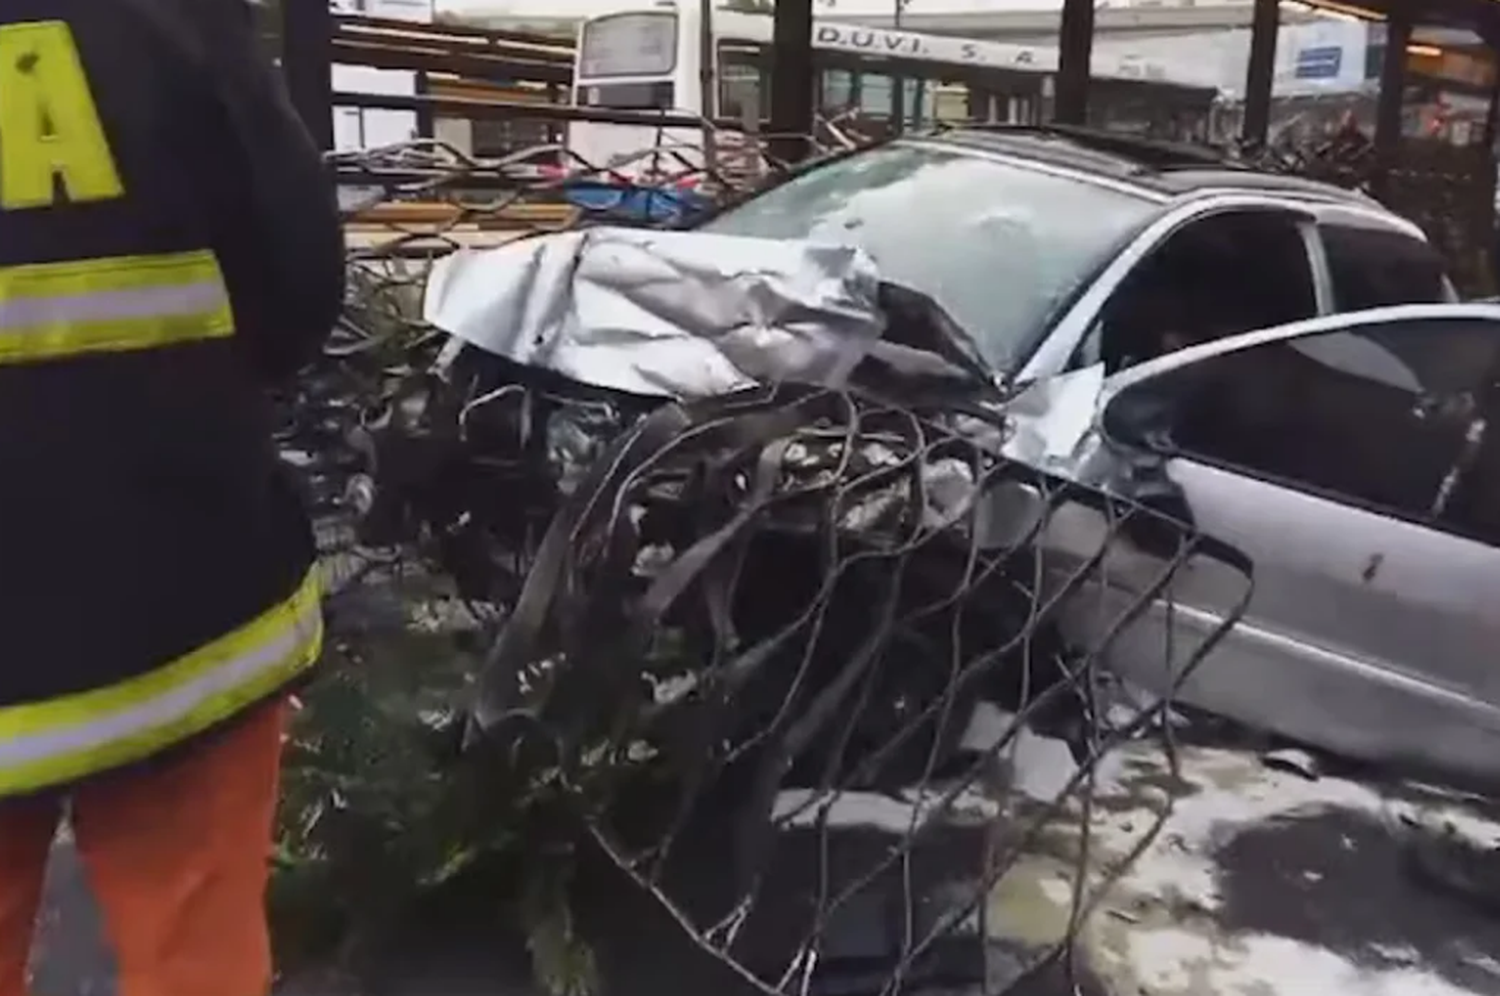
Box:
[1372,16,1410,202]
[769,0,815,163]
[699,0,719,172]
[281,0,336,152]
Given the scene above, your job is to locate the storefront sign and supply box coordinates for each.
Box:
[1295,46,1344,80]
[811,23,1053,72]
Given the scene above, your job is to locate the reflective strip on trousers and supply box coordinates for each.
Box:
[0,570,323,796]
[0,249,234,364]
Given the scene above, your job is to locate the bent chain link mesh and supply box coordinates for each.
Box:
[464,381,1253,995]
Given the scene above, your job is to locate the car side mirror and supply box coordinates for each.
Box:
[1099,373,1186,455]
[1096,372,1201,557]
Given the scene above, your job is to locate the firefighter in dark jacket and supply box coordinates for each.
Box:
[0,2,344,994]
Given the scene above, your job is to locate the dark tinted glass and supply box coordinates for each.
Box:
[578,12,678,78]
[576,81,676,111]
[718,45,765,121]
[1321,223,1450,311]
[1440,386,1500,545]
[1120,319,1500,521]
[1096,211,1318,371]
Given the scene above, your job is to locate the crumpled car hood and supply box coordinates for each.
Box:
[422,226,890,400]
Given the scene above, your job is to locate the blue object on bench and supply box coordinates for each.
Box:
[562,180,712,224]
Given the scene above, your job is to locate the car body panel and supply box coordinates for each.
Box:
[1054,459,1500,788]
[1026,304,1500,789]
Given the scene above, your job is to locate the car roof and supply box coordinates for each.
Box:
[926,125,1379,207]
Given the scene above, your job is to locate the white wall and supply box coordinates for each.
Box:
[1089,17,1370,97]
[1090,29,1240,88]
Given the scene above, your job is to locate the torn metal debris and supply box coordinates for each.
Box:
[423,228,885,399]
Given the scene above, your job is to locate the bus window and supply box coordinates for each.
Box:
[934,84,970,125]
[966,89,988,122]
[859,73,893,118]
[901,78,935,129]
[719,68,763,122]
[577,80,675,110]
[821,69,855,115]
[718,44,765,121]
[578,12,678,79]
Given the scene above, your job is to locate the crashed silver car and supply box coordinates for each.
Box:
[412,125,1496,791]
[321,128,1500,996]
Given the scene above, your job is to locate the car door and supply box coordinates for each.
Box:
[1050,304,1500,789]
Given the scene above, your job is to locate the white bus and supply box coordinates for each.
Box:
[566,3,1220,175]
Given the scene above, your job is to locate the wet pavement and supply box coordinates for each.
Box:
[30,837,112,996]
[985,738,1500,996]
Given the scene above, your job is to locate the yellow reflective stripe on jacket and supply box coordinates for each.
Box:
[0,570,322,796]
[0,250,234,365]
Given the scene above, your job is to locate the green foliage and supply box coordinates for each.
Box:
[270,581,628,996]
[271,592,491,969]
[522,860,601,996]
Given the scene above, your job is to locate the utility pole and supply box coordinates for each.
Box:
[1372,16,1411,202]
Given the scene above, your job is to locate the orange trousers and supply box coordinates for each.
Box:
[0,699,288,996]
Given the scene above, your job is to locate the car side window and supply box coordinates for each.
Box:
[1125,319,1500,524]
[1085,210,1319,373]
[1319,222,1450,311]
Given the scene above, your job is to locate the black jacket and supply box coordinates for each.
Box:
[0,0,344,711]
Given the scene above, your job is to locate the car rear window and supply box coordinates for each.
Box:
[1320,222,1452,311]
[699,141,1158,373]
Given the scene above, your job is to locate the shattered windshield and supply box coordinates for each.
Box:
[698,141,1157,373]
